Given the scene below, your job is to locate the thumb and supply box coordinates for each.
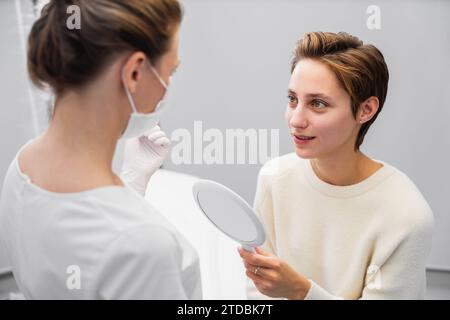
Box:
[255,247,271,257]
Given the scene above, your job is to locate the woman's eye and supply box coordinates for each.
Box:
[287,95,297,105]
[311,99,327,109]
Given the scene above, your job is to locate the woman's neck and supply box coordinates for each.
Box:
[48,92,119,167]
[310,150,382,186]
[27,89,125,191]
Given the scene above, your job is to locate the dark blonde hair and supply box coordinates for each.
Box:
[291,32,389,151]
[28,0,183,95]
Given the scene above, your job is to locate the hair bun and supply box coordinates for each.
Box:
[27,0,183,94]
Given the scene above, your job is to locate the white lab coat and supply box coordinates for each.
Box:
[0,145,202,299]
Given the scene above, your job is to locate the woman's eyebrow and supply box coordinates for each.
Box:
[287,90,332,101]
[305,93,332,100]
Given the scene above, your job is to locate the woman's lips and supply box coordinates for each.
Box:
[293,134,316,145]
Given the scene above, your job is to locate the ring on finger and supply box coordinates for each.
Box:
[254,266,261,275]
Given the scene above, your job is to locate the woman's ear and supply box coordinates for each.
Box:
[121,52,147,94]
[358,96,379,124]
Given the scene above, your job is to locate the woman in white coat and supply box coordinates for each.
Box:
[0,0,201,299]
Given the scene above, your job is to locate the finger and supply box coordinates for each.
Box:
[246,270,272,295]
[244,261,264,275]
[139,125,161,138]
[153,136,171,147]
[245,271,268,294]
[255,247,272,257]
[140,134,170,149]
[246,269,263,282]
[255,280,272,296]
[238,247,277,269]
[253,267,278,281]
[245,272,273,294]
[245,263,276,281]
[243,261,258,270]
[146,131,166,141]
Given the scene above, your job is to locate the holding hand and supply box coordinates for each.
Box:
[120,125,171,196]
[238,246,311,300]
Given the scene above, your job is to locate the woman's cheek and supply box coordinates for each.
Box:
[319,113,354,147]
[285,107,293,126]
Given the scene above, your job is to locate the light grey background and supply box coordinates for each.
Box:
[0,0,449,298]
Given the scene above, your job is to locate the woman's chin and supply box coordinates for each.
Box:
[294,147,314,159]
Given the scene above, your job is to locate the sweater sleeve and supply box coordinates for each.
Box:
[305,211,434,300]
[91,224,188,299]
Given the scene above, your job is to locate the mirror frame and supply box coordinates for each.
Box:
[192,179,266,250]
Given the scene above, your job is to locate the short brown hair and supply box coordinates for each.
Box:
[291,32,389,151]
[28,0,183,95]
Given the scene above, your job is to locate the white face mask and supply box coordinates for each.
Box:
[120,61,170,139]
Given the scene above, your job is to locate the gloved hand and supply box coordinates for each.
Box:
[120,125,171,196]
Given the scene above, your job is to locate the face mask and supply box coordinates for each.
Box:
[120,61,170,139]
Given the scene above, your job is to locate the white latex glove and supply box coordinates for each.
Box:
[120,125,171,196]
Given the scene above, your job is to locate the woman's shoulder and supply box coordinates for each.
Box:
[103,222,182,257]
[89,186,180,234]
[376,161,434,231]
[380,162,430,205]
[258,152,306,180]
[77,189,187,267]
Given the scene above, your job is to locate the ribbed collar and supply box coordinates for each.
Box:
[303,158,396,198]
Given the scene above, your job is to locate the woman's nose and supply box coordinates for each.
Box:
[289,104,308,129]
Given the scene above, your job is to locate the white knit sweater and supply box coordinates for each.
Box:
[247,153,434,300]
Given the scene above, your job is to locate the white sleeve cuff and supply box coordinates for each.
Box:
[304,280,343,300]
